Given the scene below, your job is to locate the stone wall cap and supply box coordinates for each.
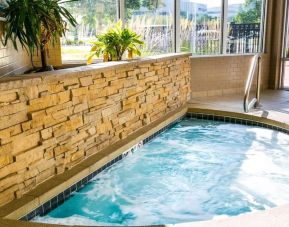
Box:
[0,53,192,89]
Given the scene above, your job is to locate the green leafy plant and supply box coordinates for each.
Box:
[87,20,144,64]
[0,0,77,71]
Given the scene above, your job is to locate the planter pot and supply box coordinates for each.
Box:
[128,50,133,60]
[103,53,109,62]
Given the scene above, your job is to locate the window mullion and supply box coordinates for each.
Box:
[118,0,125,23]
[221,0,228,54]
[260,0,268,53]
[174,0,180,53]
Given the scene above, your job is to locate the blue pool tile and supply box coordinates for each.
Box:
[70,183,77,193]
[43,201,51,214]
[26,211,35,220]
[82,177,88,185]
[76,181,82,191]
[57,192,64,205]
[35,206,43,217]
[51,196,58,210]
[64,188,71,199]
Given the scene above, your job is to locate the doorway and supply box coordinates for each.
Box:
[283,62,289,89]
[282,0,289,89]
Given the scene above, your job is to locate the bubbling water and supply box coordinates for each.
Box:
[33,118,289,226]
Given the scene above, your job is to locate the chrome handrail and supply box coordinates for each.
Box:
[243,54,261,113]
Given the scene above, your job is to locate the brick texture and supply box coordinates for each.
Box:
[190,54,270,98]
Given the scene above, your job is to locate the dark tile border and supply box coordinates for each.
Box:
[186,112,289,134]
[22,112,289,221]
[143,116,184,145]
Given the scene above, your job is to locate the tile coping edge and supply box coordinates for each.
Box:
[0,53,192,85]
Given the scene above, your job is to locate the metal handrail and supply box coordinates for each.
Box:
[243,54,261,113]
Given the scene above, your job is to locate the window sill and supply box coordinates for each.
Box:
[61,59,102,67]
[189,53,264,59]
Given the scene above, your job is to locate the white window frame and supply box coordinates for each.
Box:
[118,0,125,23]
[174,0,181,52]
[221,0,228,54]
[71,0,267,57]
[61,0,267,63]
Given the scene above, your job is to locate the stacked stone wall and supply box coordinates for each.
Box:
[0,54,191,206]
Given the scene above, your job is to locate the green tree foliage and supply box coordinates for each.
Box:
[233,0,262,23]
[125,0,165,18]
[65,0,116,36]
[65,0,165,31]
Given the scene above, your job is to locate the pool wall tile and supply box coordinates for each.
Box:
[186,112,289,134]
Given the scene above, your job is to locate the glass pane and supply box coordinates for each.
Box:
[180,0,222,55]
[226,0,263,54]
[125,0,174,56]
[283,61,289,88]
[61,0,117,62]
[283,5,289,89]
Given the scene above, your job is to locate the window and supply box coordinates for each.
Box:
[226,0,263,54]
[180,0,222,55]
[125,0,174,56]
[61,0,118,62]
[61,0,266,61]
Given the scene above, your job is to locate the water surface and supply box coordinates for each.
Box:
[33,118,289,226]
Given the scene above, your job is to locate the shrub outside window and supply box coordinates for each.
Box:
[226,0,263,54]
[180,0,222,55]
[125,0,174,56]
[61,0,266,62]
[61,0,118,62]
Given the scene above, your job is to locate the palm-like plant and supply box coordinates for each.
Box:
[0,0,77,71]
[121,27,144,58]
[87,20,144,64]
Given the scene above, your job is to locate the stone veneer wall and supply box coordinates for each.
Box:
[0,53,191,206]
[191,54,270,97]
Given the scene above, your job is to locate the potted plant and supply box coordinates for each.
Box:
[87,20,144,64]
[0,0,77,72]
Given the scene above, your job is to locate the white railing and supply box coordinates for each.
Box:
[243,54,261,113]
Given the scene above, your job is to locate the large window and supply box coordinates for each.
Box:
[62,0,117,61]
[180,0,222,55]
[226,0,263,54]
[61,0,266,61]
[125,0,174,56]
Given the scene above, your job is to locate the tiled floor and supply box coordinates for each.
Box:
[189,89,289,125]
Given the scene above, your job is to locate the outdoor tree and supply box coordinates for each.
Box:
[233,0,262,23]
[126,0,165,18]
[64,0,165,40]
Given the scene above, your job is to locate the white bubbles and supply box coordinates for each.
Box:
[32,118,289,226]
[33,215,103,226]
